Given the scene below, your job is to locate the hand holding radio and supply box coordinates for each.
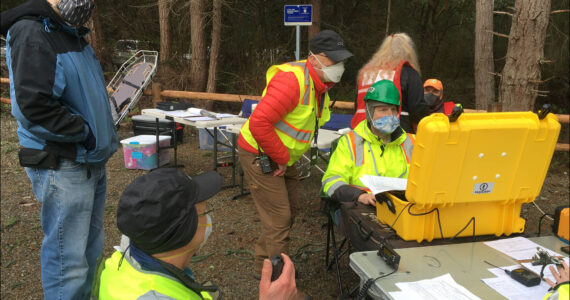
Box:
[259,254,297,300]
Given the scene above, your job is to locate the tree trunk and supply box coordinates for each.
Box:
[474,0,495,110]
[158,0,171,64]
[85,4,106,67]
[498,0,551,111]
[308,0,321,40]
[385,0,392,36]
[205,0,222,110]
[189,0,208,93]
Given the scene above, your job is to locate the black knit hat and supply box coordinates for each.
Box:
[117,168,221,254]
[309,30,353,62]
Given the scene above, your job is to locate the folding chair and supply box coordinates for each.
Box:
[319,137,353,298]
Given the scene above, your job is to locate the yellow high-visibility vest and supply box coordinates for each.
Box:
[99,251,213,300]
[322,121,413,196]
[240,60,331,165]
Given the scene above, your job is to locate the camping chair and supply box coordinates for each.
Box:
[107,50,158,128]
[319,136,353,298]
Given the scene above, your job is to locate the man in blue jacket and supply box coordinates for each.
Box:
[1,0,118,298]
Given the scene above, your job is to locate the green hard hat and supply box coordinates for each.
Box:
[364,80,400,106]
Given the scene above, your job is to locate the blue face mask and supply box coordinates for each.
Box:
[372,115,400,135]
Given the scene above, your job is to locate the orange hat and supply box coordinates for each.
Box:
[424,79,443,91]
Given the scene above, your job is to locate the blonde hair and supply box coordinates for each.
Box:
[358,33,421,81]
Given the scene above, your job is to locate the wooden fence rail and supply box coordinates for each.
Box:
[1,78,569,151]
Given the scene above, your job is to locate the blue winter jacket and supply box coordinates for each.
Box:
[1,0,117,165]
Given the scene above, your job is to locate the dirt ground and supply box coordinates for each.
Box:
[1,105,569,299]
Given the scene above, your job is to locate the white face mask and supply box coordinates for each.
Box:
[198,214,212,250]
[311,53,345,83]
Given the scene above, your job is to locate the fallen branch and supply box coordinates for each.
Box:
[486,30,510,38]
[493,10,513,17]
[551,9,569,14]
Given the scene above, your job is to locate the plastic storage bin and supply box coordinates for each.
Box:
[198,128,232,152]
[376,112,561,242]
[121,135,171,170]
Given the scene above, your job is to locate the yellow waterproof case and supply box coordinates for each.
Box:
[376,111,561,242]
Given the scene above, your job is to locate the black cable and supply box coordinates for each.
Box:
[448,217,476,242]
[407,204,444,240]
[390,202,412,228]
[354,269,398,300]
[537,213,554,237]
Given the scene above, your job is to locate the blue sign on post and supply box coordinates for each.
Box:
[284,5,312,26]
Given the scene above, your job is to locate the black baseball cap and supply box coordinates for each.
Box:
[309,30,353,62]
[117,168,222,254]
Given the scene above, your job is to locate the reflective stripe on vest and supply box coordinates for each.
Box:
[327,180,346,197]
[323,175,345,196]
[289,62,311,105]
[99,251,212,300]
[401,133,414,164]
[275,119,312,143]
[349,129,412,176]
[347,131,365,167]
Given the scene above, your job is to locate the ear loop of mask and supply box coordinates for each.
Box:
[309,51,324,69]
[365,102,376,123]
[156,245,196,261]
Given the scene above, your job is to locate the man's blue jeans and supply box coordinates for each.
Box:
[26,159,107,300]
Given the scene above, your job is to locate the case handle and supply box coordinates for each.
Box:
[537,104,551,120]
[448,104,464,122]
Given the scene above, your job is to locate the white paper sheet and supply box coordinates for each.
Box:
[187,107,204,116]
[481,276,550,300]
[184,116,215,121]
[142,108,166,115]
[389,291,421,300]
[483,237,562,260]
[482,264,556,300]
[360,175,407,195]
[164,110,195,117]
[215,113,237,118]
[392,273,480,300]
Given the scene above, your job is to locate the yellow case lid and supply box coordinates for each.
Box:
[406,112,560,208]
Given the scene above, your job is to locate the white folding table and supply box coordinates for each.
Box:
[141,108,246,188]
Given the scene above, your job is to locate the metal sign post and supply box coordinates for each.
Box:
[284,5,312,61]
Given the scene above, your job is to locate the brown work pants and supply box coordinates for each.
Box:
[238,146,299,274]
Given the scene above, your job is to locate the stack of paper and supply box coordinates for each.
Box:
[183,108,238,121]
[389,273,480,300]
[484,237,563,260]
[360,175,407,195]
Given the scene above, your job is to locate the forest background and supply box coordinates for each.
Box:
[1,1,569,298]
[1,0,568,114]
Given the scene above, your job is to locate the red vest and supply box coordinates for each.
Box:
[350,61,410,129]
